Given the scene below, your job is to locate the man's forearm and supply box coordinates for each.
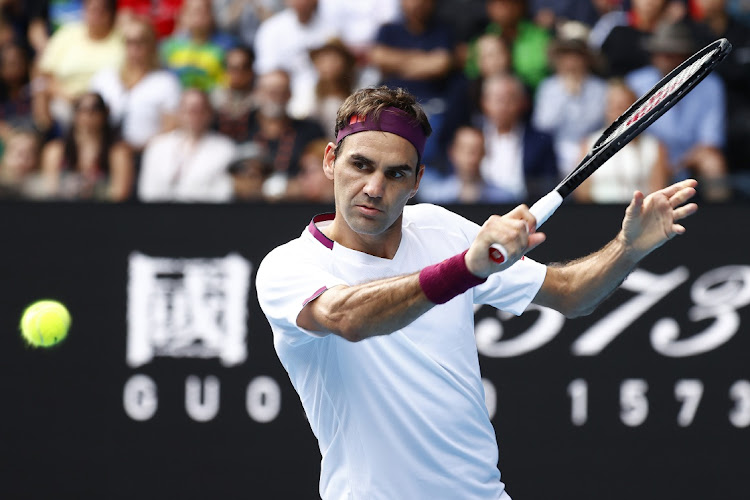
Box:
[370,46,453,79]
[535,234,640,318]
[299,273,435,341]
[299,251,485,341]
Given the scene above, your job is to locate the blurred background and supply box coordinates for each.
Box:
[0,0,748,204]
[1,0,750,499]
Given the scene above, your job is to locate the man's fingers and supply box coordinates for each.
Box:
[659,178,698,199]
[669,186,697,207]
[505,204,537,232]
[671,223,687,235]
[628,190,645,215]
[673,203,698,221]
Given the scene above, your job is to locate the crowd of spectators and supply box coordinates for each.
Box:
[0,0,748,204]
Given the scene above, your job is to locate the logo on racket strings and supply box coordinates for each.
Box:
[605,51,714,145]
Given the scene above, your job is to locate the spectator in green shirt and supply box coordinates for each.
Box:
[464,0,551,91]
[160,0,236,91]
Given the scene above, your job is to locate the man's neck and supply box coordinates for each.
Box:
[495,122,519,135]
[406,17,428,35]
[190,29,210,44]
[296,8,315,25]
[323,214,403,260]
[182,129,206,144]
[87,26,111,40]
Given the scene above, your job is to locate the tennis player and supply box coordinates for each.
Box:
[256,86,697,499]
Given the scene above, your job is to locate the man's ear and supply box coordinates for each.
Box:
[323,142,336,180]
[409,164,425,199]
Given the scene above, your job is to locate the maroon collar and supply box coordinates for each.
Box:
[307,213,335,249]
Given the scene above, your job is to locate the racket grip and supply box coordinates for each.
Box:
[488,191,564,264]
[489,243,508,264]
[529,190,564,230]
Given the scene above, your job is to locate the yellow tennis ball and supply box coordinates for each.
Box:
[20,300,71,347]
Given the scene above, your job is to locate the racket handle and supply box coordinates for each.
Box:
[529,190,564,230]
[488,191,564,264]
[488,243,508,264]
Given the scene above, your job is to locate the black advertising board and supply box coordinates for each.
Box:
[0,202,747,499]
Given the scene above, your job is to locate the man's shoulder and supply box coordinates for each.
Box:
[404,202,453,218]
[257,230,327,282]
[90,67,120,90]
[144,130,179,151]
[404,203,470,230]
[142,70,182,91]
[403,204,480,250]
[256,8,297,35]
[203,131,237,151]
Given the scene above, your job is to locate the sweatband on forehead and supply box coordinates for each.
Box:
[336,107,427,162]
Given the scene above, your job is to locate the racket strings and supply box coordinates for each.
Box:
[553,39,731,195]
[602,50,717,147]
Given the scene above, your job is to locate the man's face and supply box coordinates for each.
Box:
[477,36,511,77]
[123,22,151,64]
[481,77,525,130]
[631,0,666,19]
[182,0,213,34]
[553,51,587,77]
[1,45,26,84]
[180,90,212,134]
[450,128,484,178]
[323,131,423,239]
[486,0,524,27]
[256,71,291,117]
[226,50,254,90]
[401,0,435,24]
[84,0,114,32]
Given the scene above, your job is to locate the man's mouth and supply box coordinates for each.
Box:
[355,204,382,216]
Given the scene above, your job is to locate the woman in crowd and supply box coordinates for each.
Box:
[308,38,356,137]
[39,91,134,201]
[575,79,670,203]
[90,17,181,153]
[34,0,124,131]
[0,128,44,199]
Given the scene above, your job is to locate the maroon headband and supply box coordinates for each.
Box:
[335,107,427,162]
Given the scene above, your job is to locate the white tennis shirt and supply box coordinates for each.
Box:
[256,204,547,499]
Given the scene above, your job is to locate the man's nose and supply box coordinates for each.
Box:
[363,172,386,198]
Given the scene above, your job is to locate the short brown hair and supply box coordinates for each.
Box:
[333,86,432,149]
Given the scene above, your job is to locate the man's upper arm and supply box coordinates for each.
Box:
[295,285,348,336]
[256,246,347,340]
[530,265,567,312]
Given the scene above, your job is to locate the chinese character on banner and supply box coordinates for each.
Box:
[126,252,251,367]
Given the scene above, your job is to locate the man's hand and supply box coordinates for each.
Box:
[620,179,699,260]
[465,205,547,278]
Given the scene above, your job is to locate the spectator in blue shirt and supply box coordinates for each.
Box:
[532,25,607,177]
[418,125,516,204]
[370,0,465,173]
[625,20,729,200]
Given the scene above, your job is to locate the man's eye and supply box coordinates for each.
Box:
[353,162,367,170]
[389,171,405,179]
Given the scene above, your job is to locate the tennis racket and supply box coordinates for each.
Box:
[489,37,733,263]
